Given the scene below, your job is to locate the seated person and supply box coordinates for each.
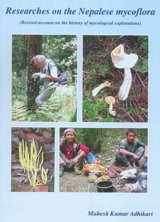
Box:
[59,128,90,176]
[115,129,148,168]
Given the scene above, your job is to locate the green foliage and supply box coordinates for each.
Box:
[138,109,148,114]
[127,36,148,73]
[42,35,77,82]
[135,60,148,72]
[75,128,103,153]
[68,128,147,155]
[83,95,114,122]
[12,69,27,97]
[12,35,77,122]
[12,101,28,121]
[136,129,148,144]
[83,35,148,122]
[12,85,77,122]
[12,35,28,74]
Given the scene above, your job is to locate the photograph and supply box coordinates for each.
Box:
[12,35,77,122]
[11,127,55,192]
[1,0,160,221]
[83,35,148,122]
[59,128,148,193]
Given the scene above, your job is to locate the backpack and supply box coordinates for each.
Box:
[48,61,68,85]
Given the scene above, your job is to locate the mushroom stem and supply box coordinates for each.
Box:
[105,96,116,116]
[118,68,132,101]
[92,81,110,97]
[109,102,116,116]
[111,44,138,101]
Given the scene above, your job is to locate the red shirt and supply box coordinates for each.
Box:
[60,141,89,159]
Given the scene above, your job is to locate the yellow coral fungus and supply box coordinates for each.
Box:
[28,167,42,190]
[41,167,50,184]
[18,139,45,190]
[18,139,43,173]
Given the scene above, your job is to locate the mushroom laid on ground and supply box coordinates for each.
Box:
[92,81,111,97]
[105,96,116,116]
[120,168,137,181]
[111,44,138,101]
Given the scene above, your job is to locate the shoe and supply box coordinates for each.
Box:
[59,171,63,177]
[74,169,81,175]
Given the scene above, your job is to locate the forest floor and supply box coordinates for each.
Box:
[83,36,148,123]
[12,84,77,122]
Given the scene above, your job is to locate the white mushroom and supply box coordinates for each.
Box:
[105,96,116,116]
[111,44,138,101]
[92,81,111,97]
[120,168,137,180]
[118,68,132,101]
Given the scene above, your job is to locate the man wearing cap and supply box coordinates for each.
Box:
[32,55,59,105]
[115,129,148,169]
[59,128,90,176]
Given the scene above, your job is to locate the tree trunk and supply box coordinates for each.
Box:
[27,35,42,109]
[21,35,28,69]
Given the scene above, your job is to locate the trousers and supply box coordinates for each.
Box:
[59,150,84,172]
[35,88,53,105]
[116,146,145,167]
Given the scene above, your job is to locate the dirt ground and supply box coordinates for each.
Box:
[59,129,147,193]
[59,167,147,193]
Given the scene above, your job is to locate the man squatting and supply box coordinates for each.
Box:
[116,129,148,168]
[32,55,58,105]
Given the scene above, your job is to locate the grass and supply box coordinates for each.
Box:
[12,85,77,122]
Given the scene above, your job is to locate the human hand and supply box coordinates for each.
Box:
[132,154,139,161]
[59,158,66,166]
[71,157,79,166]
[144,146,148,159]
[144,152,148,160]
[32,73,41,78]
[39,73,46,78]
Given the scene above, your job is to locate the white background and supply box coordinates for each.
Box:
[0,0,160,222]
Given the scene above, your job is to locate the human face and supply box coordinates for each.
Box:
[65,132,75,143]
[34,60,45,68]
[126,132,136,143]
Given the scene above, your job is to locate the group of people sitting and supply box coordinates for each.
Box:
[59,128,148,177]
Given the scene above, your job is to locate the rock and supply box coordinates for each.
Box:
[49,159,54,165]
[42,161,50,168]
[34,185,49,192]
[42,129,53,139]
[11,164,23,170]
[11,169,23,177]
[22,178,30,184]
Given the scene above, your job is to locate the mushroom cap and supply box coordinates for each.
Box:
[104,81,111,87]
[111,44,125,58]
[105,96,115,105]
[111,44,138,69]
